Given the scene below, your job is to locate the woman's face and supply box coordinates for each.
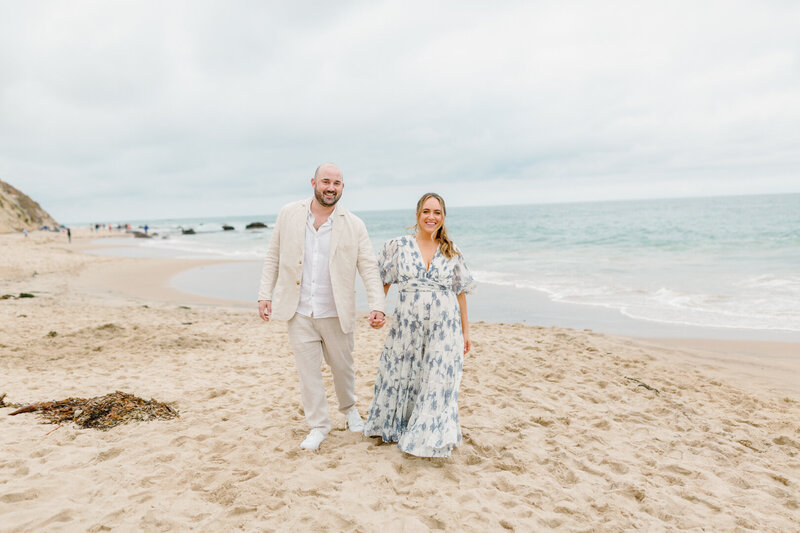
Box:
[417,196,444,235]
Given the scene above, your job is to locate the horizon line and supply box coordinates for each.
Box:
[60,190,800,226]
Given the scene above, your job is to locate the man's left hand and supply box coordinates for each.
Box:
[368,310,386,329]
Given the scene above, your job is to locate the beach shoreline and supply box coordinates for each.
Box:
[1,229,798,531]
[50,231,800,396]
[88,237,800,395]
[75,232,800,342]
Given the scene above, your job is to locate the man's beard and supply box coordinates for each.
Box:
[315,188,341,207]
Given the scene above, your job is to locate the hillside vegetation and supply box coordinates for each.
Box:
[0,180,59,233]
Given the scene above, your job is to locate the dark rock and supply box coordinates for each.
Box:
[222,224,235,231]
[246,222,267,229]
[181,228,196,235]
[132,231,152,239]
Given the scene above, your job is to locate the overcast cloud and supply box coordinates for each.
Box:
[1,0,799,222]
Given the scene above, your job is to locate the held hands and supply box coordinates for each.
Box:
[368,310,386,329]
[258,300,272,322]
[260,301,384,328]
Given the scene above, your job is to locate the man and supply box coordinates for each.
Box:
[258,163,386,451]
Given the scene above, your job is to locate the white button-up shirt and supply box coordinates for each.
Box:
[296,208,338,318]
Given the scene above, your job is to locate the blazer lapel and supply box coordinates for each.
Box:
[328,207,345,266]
[292,199,311,258]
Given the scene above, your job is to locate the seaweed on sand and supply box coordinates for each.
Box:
[8,391,178,430]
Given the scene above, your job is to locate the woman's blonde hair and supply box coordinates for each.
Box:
[415,192,459,259]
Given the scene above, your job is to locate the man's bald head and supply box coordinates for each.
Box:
[314,163,342,180]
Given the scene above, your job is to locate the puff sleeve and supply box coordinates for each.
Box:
[451,248,476,295]
[378,237,400,285]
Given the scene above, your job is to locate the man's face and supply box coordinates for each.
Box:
[312,168,344,207]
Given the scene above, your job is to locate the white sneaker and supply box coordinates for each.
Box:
[345,407,364,432]
[299,429,326,451]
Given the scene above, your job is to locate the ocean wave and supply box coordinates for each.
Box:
[472,270,800,332]
[135,238,266,260]
[736,274,800,291]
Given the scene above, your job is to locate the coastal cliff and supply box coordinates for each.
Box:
[0,179,59,233]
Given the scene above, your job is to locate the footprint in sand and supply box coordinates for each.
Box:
[93,447,124,463]
[0,489,39,504]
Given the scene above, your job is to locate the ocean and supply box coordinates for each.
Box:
[86,194,800,340]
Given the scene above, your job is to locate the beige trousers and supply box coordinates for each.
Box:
[287,314,356,434]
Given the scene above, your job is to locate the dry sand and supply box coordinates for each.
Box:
[1,230,798,531]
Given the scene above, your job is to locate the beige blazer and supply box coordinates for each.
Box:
[258,198,385,334]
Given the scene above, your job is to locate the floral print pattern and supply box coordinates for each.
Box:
[364,235,476,457]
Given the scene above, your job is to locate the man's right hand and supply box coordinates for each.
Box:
[258,300,272,322]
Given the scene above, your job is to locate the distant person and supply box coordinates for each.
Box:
[257,163,386,451]
[22,229,28,238]
[67,227,71,243]
[144,224,149,234]
[363,192,475,457]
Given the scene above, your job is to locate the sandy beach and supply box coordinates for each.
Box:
[1,230,798,532]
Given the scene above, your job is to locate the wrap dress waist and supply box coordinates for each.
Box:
[397,279,451,293]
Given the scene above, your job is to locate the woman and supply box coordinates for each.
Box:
[363,192,475,457]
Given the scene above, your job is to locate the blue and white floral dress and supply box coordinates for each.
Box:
[364,235,476,457]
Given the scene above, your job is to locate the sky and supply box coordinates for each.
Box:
[1,0,799,223]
